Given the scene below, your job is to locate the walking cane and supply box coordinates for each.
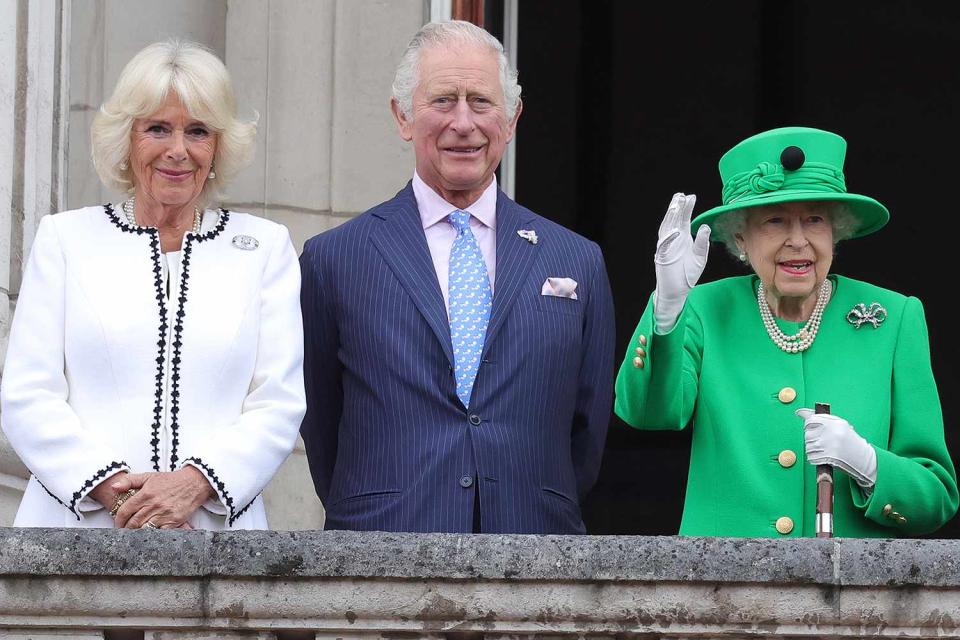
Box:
[814,402,833,538]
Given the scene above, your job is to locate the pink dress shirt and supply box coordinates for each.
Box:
[412,172,497,315]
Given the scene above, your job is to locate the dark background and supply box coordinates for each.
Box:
[506,2,960,537]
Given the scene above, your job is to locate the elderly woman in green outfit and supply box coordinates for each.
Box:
[615,126,958,538]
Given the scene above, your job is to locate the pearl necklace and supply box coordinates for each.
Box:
[122,197,202,235]
[757,278,832,353]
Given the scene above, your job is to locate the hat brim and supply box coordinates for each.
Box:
[691,191,890,240]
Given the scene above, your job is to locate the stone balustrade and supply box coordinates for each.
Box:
[2,529,960,639]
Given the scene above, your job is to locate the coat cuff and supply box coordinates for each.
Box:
[182,457,242,524]
[854,446,908,531]
[53,460,129,520]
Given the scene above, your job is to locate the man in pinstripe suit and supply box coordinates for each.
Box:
[299,20,615,533]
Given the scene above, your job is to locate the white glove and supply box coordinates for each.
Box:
[654,193,711,332]
[796,408,878,489]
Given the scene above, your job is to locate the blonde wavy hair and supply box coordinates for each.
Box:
[91,39,257,208]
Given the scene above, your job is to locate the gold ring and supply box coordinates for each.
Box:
[143,520,159,529]
[109,489,137,517]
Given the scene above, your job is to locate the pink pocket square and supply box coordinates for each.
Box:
[541,277,578,300]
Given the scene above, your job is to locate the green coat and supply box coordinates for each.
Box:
[615,274,958,537]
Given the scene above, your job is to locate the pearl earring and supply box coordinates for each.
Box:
[207,164,216,180]
[738,252,747,262]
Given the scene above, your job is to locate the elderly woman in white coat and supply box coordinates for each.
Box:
[0,40,305,529]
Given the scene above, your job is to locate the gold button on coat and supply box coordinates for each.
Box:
[638,334,647,346]
[775,516,794,534]
[778,387,797,404]
[778,450,797,468]
[635,347,646,356]
[883,504,893,516]
[633,357,644,368]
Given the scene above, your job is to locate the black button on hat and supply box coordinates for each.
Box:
[780,146,805,170]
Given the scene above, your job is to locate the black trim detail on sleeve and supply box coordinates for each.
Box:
[231,494,258,523]
[68,460,128,516]
[183,456,238,524]
[35,478,73,518]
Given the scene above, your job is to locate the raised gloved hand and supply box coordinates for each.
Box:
[796,408,878,489]
[654,193,711,332]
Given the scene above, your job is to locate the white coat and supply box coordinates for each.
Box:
[1,205,306,529]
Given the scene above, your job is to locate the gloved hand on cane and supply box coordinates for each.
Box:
[796,408,878,489]
[654,193,711,332]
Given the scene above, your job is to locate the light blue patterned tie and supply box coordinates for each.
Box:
[448,210,492,407]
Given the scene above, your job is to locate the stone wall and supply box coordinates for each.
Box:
[2,529,960,638]
[0,0,425,530]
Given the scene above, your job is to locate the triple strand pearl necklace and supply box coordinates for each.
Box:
[122,196,202,235]
[757,278,832,353]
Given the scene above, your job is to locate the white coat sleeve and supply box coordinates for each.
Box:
[1,215,130,520]
[179,224,306,525]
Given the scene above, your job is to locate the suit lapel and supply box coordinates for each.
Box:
[482,192,539,357]
[370,184,454,367]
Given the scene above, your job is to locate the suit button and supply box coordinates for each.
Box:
[883,504,906,523]
[459,476,474,488]
[775,516,794,534]
[778,387,797,404]
[635,346,646,357]
[469,414,481,426]
[638,334,647,346]
[633,357,645,368]
[778,450,797,468]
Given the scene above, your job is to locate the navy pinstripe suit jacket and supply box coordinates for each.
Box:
[299,183,615,533]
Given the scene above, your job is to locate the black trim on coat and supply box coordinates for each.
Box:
[167,210,229,470]
[70,460,129,514]
[103,205,230,473]
[104,204,167,471]
[183,456,241,525]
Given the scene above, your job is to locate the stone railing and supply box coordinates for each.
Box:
[2,529,960,639]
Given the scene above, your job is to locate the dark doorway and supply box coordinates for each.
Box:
[515,1,960,536]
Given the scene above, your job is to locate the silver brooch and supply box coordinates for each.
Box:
[846,302,887,329]
[231,234,259,251]
[517,229,538,245]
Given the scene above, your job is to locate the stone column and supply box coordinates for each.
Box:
[224,0,422,253]
[0,0,71,525]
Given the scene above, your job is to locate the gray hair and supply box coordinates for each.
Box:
[711,201,860,261]
[392,20,521,120]
[91,39,257,207]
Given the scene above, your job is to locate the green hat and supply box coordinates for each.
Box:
[691,126,889,239]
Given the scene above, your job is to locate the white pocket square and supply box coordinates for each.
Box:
[541,277,578,300]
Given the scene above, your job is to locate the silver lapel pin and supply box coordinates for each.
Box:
[846,302,887,329]
[231,234,259,251]
[517,229,538,245]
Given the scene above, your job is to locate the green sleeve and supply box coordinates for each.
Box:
[614,293,702,431]
[852,296,959,535]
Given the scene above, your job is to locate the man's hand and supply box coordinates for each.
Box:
[112,467,214,529]
[654,192,710,332]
